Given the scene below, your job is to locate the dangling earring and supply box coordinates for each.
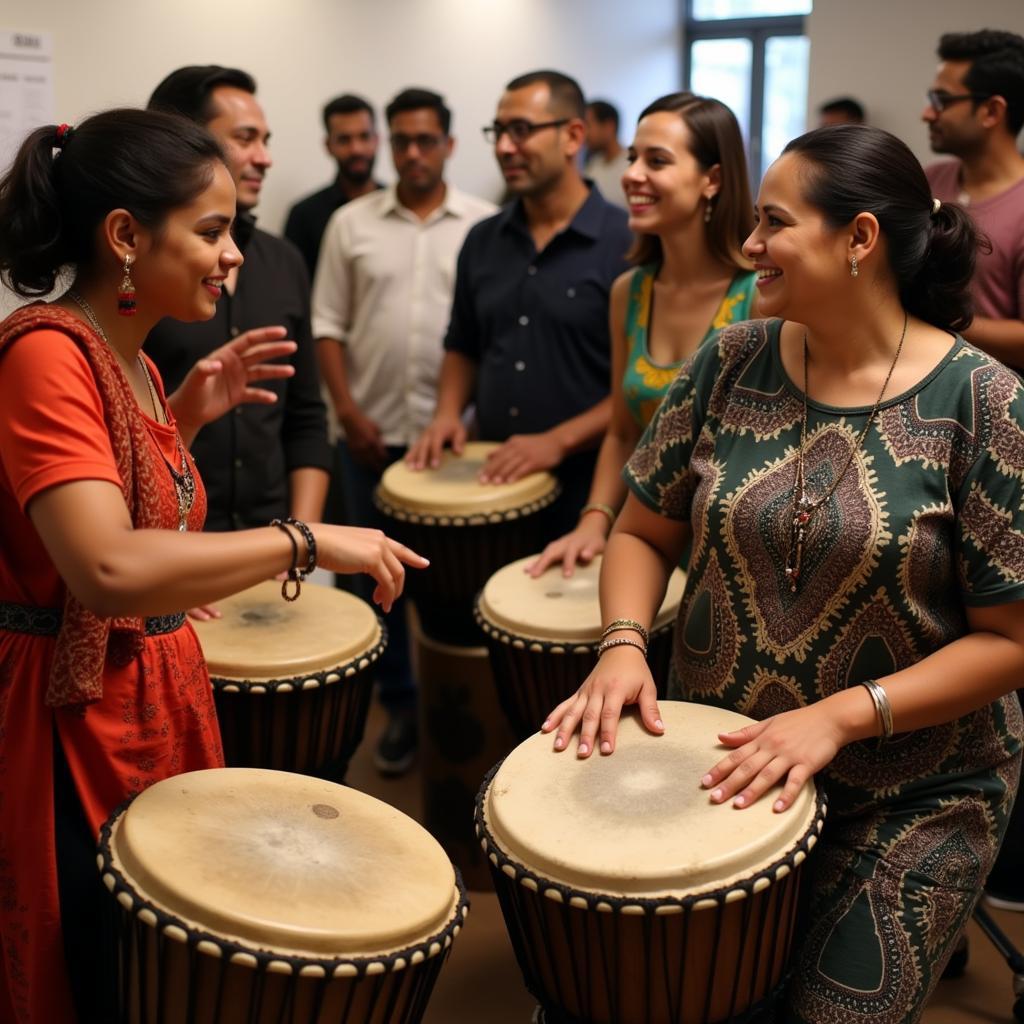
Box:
[849,254,859,278]
[704,197,713,224]
[117,254,137,316]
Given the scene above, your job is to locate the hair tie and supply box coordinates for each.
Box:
[55,123,74,149]
[931,197,941,216]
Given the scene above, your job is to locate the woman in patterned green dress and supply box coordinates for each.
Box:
[543,124,1024,1023]
[529,93,757,577]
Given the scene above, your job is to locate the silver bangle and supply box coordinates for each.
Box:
[861,679,894,739]
[596,637,647,659]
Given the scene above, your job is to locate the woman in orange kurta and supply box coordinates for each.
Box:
[0,110,425,1023]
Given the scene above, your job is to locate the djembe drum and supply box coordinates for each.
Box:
[98,768,468,1024]
[475,556,686,739]
[475,703,826,1024]
[373,443,560,642]
[194,581,385,779]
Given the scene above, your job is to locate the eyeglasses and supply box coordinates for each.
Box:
[926,89,990,112]
[481,118,569,144]
[390,133,445,152]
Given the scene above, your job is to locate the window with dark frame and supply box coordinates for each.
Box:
[683,0,811,185]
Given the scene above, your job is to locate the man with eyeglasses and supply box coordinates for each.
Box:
[923,29,1024,369]
[407,69,632,535]
[312,87,495,775]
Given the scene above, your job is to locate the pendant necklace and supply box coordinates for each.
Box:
[784,313,907,593]
[67,290,196,531]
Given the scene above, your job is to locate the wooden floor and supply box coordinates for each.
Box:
[346,694,1024,1024]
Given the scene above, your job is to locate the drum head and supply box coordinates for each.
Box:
[195,581,381,680]
[478,556,685,643]
[484,703,818,898]
[376,442,557,518]
[109,768,459,957]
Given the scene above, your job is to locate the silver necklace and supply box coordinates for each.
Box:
[67,290,196,531]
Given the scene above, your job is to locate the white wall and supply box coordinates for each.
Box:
[2,0,680,234]
[806,0,1024,167]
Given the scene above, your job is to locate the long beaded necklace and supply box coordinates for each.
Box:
[67,290,196,532]
[784,313,908,593]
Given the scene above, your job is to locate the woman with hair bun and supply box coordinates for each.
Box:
[544,124,1024,1021]
[0,110,425,1023]
[528,92,757,576]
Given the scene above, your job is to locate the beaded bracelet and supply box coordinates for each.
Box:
[285,517,317,577]
[861,679,894,739]
[270,519,302,601]
[601,618,650,646]
[597,637,647,658]
[579,502,616,526]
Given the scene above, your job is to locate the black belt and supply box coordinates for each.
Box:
[0,602,186,638]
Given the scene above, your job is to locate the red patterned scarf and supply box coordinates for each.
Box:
[0,303,166,706]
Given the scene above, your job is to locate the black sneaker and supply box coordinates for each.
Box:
[374,711,417,776]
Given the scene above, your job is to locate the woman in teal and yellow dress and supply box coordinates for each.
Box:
[528,93,757,577]
[544,124,1024,1022]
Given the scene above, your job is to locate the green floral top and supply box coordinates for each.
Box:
[624,318,1024,815]
[621,265,757,429]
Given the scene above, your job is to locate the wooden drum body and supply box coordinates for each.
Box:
[475,704,825,1024]
[374,443,560,642]
[98,768,468,1024]
[195,582,385,778]
[475,556,686,740]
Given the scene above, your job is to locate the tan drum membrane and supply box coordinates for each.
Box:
[194,581,385,775]
[100,768,468,1024]
[475,556,685,737]
[476,704,826,1024]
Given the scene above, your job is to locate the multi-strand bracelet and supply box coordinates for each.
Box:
[596,618,650,659]
[861,679,894,739]
[270,518,317,601]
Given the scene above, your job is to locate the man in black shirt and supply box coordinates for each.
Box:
[284,94,383,279]
[146,65,331,535]
[407,70,632,528]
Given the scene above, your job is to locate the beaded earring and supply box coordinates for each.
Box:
[704,197,713,224]
[117,254,137,316]
[850,254,859,278]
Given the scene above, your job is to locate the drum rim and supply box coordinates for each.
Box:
[373,481,562,526]
[97,798,470,973]
[473,760,827,911]
[208,617,386,691]
[474,599,674,651]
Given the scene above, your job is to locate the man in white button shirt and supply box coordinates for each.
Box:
[313,87,496,774]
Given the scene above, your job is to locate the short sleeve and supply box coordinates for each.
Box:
[956,369,1024,606]
[443,226,481,359]
[311,207,353,344]
[0,329,122,511]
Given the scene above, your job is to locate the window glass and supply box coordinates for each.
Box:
[689,37,753,140]
[691,0,811,18]
[761,34,810,178]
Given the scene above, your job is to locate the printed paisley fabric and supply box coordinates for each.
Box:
[625,318,1024,1023]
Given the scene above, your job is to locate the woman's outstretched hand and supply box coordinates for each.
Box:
[541,646,663,757]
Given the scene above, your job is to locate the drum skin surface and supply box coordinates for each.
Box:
[477,703,826,1024]
[195,580,381,680]
[375,442,557,521]
[100,768,468,1024]
[477,555,685,644]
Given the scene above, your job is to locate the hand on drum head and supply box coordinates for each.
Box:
[525,517,609,578]
[167,326,297,437]
[315,525,429,613]
[186,604,222,622]
[405,415,467,470]
[479,432,565,484]
[541,646,663,757]
[702,705,843,813]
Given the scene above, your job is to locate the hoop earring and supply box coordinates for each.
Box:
[849,254,859,278]
[117,254,137,316]
[704,198,713,224]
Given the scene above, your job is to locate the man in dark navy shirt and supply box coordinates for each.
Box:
[147,66,331,536]
[284,94,382,280]
[407,70,631,525]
